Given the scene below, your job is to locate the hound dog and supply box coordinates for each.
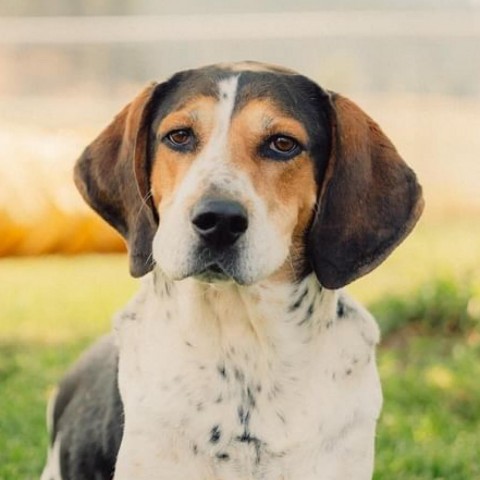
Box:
[41,61,423,480]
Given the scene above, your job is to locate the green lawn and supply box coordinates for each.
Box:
[1,218,479,479]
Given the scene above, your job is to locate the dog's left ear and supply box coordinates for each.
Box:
[74,83,163,277]
[309,93,424,289]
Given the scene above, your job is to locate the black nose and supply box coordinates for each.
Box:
[191,198,248,249]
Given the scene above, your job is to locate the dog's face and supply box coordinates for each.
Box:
[74,62,424,288]
[150,66,330,284]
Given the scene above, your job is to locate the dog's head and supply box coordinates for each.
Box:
[74,62,423,289]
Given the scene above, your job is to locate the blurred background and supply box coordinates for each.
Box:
[0,1,479,479]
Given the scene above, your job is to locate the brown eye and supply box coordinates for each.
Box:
[270,135,297,153]
[262,134,302,161]
[167,129,192,146]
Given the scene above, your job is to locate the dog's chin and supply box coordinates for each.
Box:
[181,261,258,286]
[156,247,287,286]
[189,260,286,286]
[192,264,235,284]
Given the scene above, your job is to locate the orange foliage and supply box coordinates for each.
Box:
[0,123,126,256]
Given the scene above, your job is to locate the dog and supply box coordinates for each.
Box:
[41,61,423,480]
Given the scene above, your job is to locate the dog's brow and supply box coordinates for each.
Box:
[158,112,193,132]
[189,110,199,122]
[157,102,212,137]
[261,115,274,129]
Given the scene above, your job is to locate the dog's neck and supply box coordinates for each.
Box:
[116,270,337,351]
[113,271,341,394]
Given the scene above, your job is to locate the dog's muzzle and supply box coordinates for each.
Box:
[190,197,248,282]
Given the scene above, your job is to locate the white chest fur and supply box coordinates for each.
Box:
[113,272,382,480]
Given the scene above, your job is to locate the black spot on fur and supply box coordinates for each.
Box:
[298,301,314,326]
[234,367,245,383]
[346,369,352,376]
[210,425,221,443]
[337,300,345,318]
[215,395,223,404]
[196,402,204,411]
[216,452,230,461]
[192,444,198,455]
[217,364,228,380]
[237,432,254,443]
[238,405,245,424]
[289,287,309,312]
[246,387,256,408]
[238,405,250,426]
[235,433,263,465]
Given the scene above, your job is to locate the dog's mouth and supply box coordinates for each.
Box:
[189,245,244,283]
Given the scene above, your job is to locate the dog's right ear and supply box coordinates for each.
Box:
[308,93,424,289]
[74,83,164,278]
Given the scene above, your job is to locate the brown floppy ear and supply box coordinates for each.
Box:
[74,83,162,277]
[309,93,424,289]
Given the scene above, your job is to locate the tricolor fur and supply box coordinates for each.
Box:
[41,61,423,480]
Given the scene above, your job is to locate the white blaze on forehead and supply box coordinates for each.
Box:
[204,75,239,155]
[217,75,239,123]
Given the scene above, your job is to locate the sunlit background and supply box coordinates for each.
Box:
[1,1,479,478]
[1,0,480,256]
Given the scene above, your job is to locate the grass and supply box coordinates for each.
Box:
[0,254,136,343]
[1,218,479,479]
[375,336,480,480]
[0,254,136,479]
[0,341,89,478]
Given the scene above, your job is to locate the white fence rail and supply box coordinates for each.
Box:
[0,10,479,44]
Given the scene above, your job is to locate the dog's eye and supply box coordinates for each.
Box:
[262,135,302,160]
[164,129,195,150]
[271,136,297,153]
